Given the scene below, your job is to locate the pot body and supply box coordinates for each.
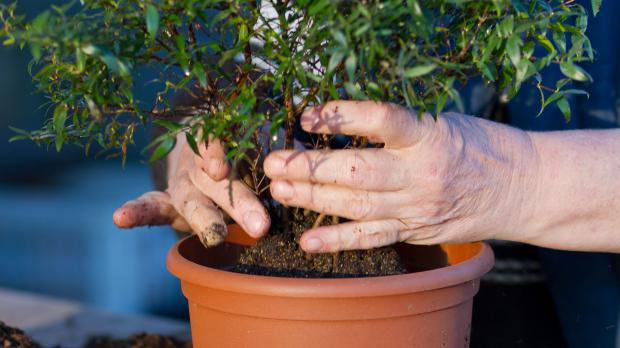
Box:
[167,227,494,348]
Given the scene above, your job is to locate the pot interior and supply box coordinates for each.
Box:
[178,236,481,274]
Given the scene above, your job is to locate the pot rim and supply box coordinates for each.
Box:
[167,234,494,298]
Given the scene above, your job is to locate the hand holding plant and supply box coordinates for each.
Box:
[266,101,540,252]
[114,133,270,245]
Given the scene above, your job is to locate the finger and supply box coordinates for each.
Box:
[189,169,270,238]
[195,137,230,181]
[301,100,428,148]
[113,191,190,231]
[264,148,406,191]
[300,219,407,252]
[169,175,228,246]
[270,180,402,220]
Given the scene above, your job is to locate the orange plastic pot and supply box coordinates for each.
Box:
[167,224,494,348]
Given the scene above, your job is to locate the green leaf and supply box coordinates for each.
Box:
[552,31,566,53]
[560,62,592,82]
[506,35,522,67]
[212,9,231,25]
[238,24,248,41]
[345,54,357,80]
[497,15,514,38]
[8,135,29,142]
[435,93,448,116]
[75,46,86,72]
[53,105,67,132]
[185,132,200,156]
[8,126,29,136]
[591,0,602,16]
[150,137,176,161]
[327,50,344,73]
[404,64,437,78]
[101,53,130,77]
[31,11,50,33]
[2,36,15,46]
[536,34,555,54]
[154,119,183,131]
[192,61,207,88]
[332,30,347,47]
[30,43,42,62]
[145,5,160,39]
[556,96,571,122]
[55,133,64,152]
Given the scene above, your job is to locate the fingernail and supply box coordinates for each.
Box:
[300,108,319,130]
[271,180,294,200]
[243,211,267,236]
[304,238,323,252]
[265,155,286,177]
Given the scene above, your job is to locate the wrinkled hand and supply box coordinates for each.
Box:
[264,101,538,252]
[113,133,270,246]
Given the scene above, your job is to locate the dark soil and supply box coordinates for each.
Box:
[233,209,407,278]
[0,321,40,348]
[83,334,191,348]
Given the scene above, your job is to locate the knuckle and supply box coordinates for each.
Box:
[342,151,374,187]
[349,191,374,220]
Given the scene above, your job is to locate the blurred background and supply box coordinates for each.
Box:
[0,0,187,320]
[1,1,620,347]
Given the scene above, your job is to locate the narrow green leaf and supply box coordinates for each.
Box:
[145,5,160,39]
[8,126,29,136]
[53,105,67,132]
[2,36,15,46]
[238,24,248,41]
[506,35,522,67]
[150,137,176,161]
[536,34,555,54]
[192,61,207,88]
[185,132,200,156]
[75,46,86,72]
[8,135,29,142]
[404,64,437,78]
[55,133,64,152]
[332,30,347,47]
[327,50,344,73]
[154,119,183,131]
[591,0,602,16]
[556,96,571,122]
[30,44,42,62]
[345,54,357,80]
[560,62,592,82]
[435,93,448,116]
[552,31,566,53]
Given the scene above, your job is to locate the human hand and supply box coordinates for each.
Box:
[264,101,539,252]
[113,133,270,246]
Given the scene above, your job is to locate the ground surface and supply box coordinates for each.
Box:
[0,321,40,348]
[0,288,190,348]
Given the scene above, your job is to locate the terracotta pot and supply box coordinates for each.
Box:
[167,225,494,348]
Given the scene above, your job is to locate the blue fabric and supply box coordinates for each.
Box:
[507,2,620,347]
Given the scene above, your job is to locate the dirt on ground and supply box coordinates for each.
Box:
[83,334,191,348]
[233,209,407,278]
[0,321,40,348]
[0,322,191,348]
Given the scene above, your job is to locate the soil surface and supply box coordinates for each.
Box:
[0,321,40,348]
[83,334,191,348]
[233,210,407,278]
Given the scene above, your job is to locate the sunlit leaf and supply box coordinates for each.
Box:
[145,5,160,39]
[150,137,176,162]
[404,64,437,78]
